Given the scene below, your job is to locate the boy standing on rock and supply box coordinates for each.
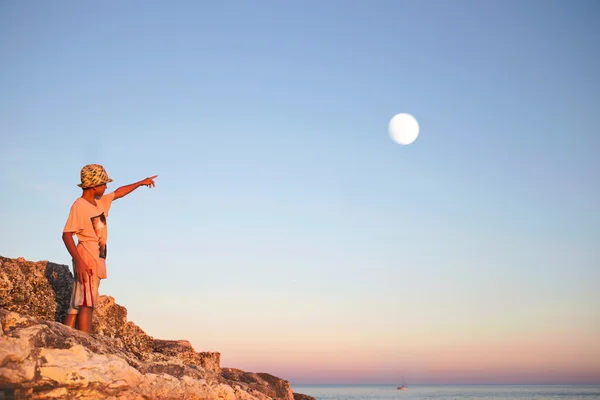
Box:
[62,164,157,333]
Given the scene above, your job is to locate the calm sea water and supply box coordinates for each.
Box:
[291,385,600,400]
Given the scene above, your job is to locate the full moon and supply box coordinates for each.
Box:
[389,113,419,145]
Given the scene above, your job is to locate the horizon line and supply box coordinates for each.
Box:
[290,382,600,386]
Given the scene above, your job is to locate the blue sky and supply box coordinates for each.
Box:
[1,0,599,385]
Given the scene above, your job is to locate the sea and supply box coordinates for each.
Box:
[291,384,600,400]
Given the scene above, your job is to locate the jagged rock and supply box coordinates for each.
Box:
[93,296,155,359]
[0,256,72,323]
[294,393,317,400]
[0,256,316,400]
[93,296,222,372]
[222,368,295,400]
[0,309,263,399]
[154,339,221,373]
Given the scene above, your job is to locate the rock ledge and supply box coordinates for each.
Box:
[0,255,315,400]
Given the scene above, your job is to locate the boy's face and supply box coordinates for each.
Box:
[93,183,107,199]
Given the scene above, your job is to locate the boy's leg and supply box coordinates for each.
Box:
[63,280,96,332]
[77,307,93,333]
[64,313,77,328]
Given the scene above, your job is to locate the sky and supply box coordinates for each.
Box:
[1,0,599,386]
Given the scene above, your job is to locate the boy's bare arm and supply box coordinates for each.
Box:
[113,175,158,200]
[62,232,91,283]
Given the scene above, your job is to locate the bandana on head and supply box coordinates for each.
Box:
[78,164,113,189]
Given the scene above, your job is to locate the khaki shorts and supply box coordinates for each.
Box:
[67,245,102,314]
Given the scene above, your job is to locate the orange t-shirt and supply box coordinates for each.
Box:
[63,192,115,279]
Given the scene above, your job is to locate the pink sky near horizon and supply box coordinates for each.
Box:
[218,341,600,385]
[131,298,600,385]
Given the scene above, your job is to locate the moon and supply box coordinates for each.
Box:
[389,113,420,145]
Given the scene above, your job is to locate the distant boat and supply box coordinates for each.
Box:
[397,376,407,390]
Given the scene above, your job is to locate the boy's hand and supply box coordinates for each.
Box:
[113,175,158,200]
[141,175,158,188]
[74,260,93,283]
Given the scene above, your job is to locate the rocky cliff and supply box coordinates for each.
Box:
[0,256,315,400]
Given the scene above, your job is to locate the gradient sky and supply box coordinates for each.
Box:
[1,0,599,386]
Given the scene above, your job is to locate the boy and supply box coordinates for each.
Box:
[62,164,157,333]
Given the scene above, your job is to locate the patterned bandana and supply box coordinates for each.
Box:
[77,164,113,189]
